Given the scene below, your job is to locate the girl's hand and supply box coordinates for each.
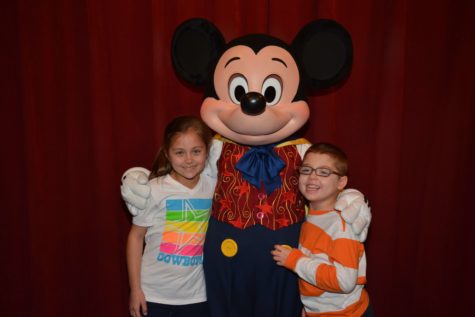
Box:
[129,288,147,316]
[271,244,292,266]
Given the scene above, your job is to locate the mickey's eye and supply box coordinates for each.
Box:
[229,74,248,105]
[262,76,282,106]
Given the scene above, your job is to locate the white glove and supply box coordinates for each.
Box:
[335,188,372,242]
[120,167,151,216]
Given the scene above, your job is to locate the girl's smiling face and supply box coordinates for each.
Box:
[168,129,208,189]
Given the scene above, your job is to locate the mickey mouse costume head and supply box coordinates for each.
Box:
[121,18,370,317]
[172,18,352,145]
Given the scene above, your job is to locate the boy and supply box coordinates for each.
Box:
[271,143,373,317]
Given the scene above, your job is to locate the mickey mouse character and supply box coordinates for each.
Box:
[122,18,371,317]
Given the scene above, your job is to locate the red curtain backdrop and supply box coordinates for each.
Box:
[2,0,475,316]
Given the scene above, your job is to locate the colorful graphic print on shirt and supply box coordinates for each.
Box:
[156,198,211,266]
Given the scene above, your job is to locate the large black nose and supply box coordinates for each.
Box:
[240,92,266,116]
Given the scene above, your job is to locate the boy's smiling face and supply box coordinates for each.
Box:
[298,152,348,211]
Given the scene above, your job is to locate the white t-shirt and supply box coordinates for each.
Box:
[133,174,216,305]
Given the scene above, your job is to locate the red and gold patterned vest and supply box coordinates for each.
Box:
[212,139,308,230]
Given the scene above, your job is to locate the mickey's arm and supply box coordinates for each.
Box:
[120,139,222,216]
[120,167,151,216]
[203,137,223,179]
[335,189,371,242]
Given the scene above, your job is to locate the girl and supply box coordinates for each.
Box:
[126,115,214,317]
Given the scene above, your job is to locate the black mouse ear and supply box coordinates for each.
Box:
[171,18,225,86]
[292,19,353,91]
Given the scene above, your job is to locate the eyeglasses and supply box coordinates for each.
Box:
[298,166,342,177]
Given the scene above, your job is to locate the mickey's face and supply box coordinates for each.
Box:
[173,19,352,146]
[200,45,310,145]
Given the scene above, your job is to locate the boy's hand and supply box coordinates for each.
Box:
[271,244,292,266]
[129,288,147,316]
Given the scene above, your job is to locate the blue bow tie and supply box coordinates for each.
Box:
[235,144,286,195]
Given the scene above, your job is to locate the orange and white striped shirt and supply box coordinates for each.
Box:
[284,209,369,317]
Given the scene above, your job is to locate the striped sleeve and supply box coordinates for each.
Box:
[283,249,305,270]
[295,214,362,294]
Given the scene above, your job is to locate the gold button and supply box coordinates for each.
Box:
[221,238,238,257]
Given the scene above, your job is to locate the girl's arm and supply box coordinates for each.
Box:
[126,224,148,316]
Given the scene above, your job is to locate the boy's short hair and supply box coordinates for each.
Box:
[303,142,348,176]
